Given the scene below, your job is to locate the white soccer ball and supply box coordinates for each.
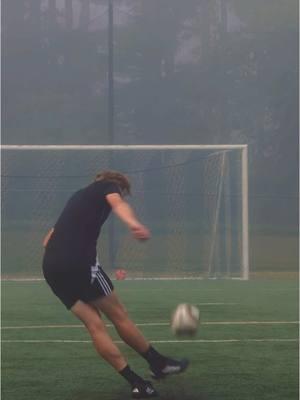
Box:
[171,303,200,336]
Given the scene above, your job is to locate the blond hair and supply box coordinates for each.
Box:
[95,170,131,196]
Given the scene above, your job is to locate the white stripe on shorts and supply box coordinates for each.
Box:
[96,271,111,295]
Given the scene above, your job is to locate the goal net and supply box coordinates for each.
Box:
[1,145,249,280]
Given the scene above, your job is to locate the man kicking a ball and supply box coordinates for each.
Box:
[42,170,189,399]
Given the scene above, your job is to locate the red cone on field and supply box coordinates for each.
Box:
[115,269,127,280]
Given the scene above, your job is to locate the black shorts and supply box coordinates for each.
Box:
[43,255,114,310]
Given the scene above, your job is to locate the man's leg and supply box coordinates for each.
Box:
[71,299,127,370]
[71,300,158,398]
[89,292,149,353]
[90,292,189,378]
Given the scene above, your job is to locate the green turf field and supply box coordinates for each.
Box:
[1,279,299,400]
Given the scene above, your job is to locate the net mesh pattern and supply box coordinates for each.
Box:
[1,148,243,278]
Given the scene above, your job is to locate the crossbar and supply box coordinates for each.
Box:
[1,144,247,150]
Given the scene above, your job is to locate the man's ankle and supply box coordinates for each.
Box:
[119,365,145,386]
[141,345,167,370]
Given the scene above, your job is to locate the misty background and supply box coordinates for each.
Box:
[2,0,299,273]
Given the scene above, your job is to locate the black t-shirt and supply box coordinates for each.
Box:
[45,180,121,267]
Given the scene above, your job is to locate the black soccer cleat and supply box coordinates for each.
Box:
[131,381,159,399]
[150,358,190,380]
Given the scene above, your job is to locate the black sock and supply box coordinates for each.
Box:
[119,365,145,386]
[141,345,167,370]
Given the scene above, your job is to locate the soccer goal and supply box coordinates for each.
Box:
[1,144,249,280]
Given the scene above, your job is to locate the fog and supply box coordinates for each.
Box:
[2,0,298,274]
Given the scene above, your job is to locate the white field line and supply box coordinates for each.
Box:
[195,303,238,305]
[2,278,206,282]
[1,277,245,282]
[1,338,298,344]
[1,278,46,281]
[1,321,299,330]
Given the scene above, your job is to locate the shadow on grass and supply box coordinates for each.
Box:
[69,386,211,400]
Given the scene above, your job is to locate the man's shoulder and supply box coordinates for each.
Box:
[93,180,121,196]
[81,181,105,193]
[73,181,121,199]
[87,180,108,194]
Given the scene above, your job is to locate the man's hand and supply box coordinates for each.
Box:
[130,223,151,241]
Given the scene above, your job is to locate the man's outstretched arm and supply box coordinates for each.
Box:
[106,193,150,241]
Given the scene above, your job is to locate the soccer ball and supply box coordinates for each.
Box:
[171,303,200,336]
[115,269,127,280]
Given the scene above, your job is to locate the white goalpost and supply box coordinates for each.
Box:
[1,144,249,280]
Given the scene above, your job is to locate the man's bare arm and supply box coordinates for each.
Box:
[106,193,150,241]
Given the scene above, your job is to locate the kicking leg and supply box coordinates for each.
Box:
[90,292,150,353]
[71,299,127,371]
[90,292,189,379]
[71,300,158,398]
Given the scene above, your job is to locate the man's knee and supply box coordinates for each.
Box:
[108,303,129,324]
[72,301,105,335]
[91,293,129,323]
[85,317,105,335]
